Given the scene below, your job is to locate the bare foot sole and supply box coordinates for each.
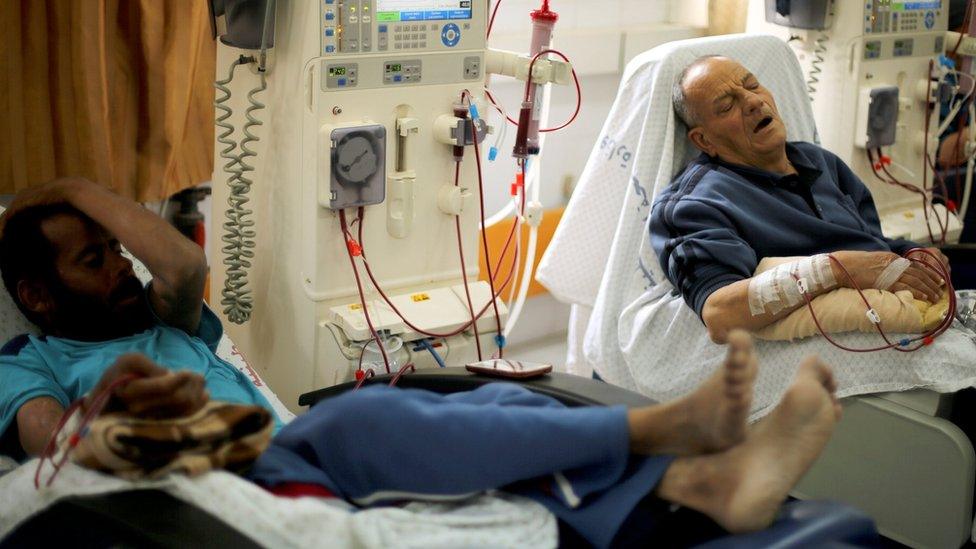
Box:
[655,356,840,533]
[630,330,758,455]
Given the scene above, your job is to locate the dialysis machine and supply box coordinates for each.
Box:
[209,0,568,410]
[748,0,968,244]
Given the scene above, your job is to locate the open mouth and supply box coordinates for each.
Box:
[754,116,774,133]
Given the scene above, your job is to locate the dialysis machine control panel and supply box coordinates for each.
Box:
[320,0,484,90]
[862,1,946,60]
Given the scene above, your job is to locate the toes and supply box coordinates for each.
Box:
[726,331,753,368]
[798,355,835,388]
[725,331,758,381]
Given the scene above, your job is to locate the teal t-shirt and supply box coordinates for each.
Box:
[0,303,282,441]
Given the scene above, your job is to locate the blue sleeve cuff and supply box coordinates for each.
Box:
[196,306,225,353]
[887,238,922,256]
[691,272,745,319]
[144,281,223,352]
[0,388,70,442]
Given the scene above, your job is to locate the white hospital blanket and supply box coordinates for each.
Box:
[0,462,557,548]
[599,284,976,421]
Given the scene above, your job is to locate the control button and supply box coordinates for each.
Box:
[441,23,461,47]
[394,75,402,82]
[325,28,335,36]
[349,15,358,23]
[348,78,357,85]
[338,78,347,86]
[379,24,388,32]
[411,24,420,31]
[325,45,336,53]
[325,11,335,20]
[363,15,371,23]
[324,0,334,3]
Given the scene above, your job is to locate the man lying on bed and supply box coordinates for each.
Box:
[0,178,842,547]
[652,55,951,344]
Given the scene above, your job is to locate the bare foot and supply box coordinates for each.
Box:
[629,330,758,455]
[655,355,841,533]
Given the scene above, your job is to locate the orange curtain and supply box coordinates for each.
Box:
[1,0,215,202]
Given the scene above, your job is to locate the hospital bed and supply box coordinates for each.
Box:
[537,33,976,548]
[1,366,880,548]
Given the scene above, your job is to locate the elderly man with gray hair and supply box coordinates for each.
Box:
[651,55,950,344]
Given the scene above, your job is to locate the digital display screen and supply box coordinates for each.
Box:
[376,0,471,22]
[892,1,941,10]
[329,67,347,76]
[386,63,403,72]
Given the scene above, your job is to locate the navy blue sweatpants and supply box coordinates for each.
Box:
[247,383,674,548]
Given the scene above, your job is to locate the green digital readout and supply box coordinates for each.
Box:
[329,67,347,76]
[390,63,402,72]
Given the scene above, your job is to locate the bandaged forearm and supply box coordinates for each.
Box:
[748,254,837,316]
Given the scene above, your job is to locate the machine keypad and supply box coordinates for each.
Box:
[383,59,422,85]
[391,23,436,50]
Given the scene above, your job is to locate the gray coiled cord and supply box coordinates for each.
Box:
[806,33,827,100]
[214,57,266,324]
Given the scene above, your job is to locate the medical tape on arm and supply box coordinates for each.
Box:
[874,257,910,290]
[748,254,837,316]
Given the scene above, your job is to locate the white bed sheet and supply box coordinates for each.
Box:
[0,461,557,548]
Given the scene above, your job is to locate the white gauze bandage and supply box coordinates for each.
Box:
[748,254,837,316]
[874,257,911,290]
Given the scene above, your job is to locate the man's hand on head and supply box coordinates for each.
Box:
[89,354,209,419]
[831,250,944,303]
[0,178,92,235]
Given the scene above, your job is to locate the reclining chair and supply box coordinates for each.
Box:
[538,33,976,548]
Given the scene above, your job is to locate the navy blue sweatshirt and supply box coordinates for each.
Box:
[650,141,918,317]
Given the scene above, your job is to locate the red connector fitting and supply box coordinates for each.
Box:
[873,154,892,171]
[346,237,362,257]
[531,0,558,22]
[510,172,525,196]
